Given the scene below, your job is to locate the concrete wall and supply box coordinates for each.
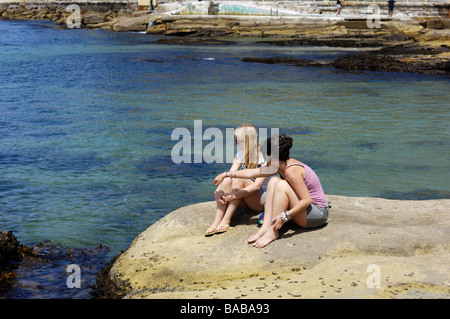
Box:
[1,0,449,18]
[155,0,450,18]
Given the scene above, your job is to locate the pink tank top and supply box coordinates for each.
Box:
[285,161,328,208]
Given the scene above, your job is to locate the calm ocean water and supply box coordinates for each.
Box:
[0,19,449,298]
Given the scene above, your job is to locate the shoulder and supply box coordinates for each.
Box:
[284,164,305,181]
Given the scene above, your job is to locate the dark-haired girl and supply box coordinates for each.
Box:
[213,135,328,248]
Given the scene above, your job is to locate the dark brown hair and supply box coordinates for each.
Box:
[262,134,293,162]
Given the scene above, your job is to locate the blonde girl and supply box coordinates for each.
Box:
[205,124,269,236]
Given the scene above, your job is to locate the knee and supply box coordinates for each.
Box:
[231,178,244,190]
[216,177,232,193]
[221,177,232,188]
[267,176,282,191]
[275,180,291,192]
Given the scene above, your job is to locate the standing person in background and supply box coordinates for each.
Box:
[336,0,343,15]
[388,0,396,18]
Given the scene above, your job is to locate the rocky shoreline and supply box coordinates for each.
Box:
[0,230,36,292]
[1,2,450,75]
[0,2,138,28]
[0,229,110,298]
[242,43,450,75]
[91,196,450,299]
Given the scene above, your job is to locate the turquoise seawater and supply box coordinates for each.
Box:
[0,19,449,298]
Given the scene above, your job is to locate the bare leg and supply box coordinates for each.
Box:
[247,176,281,243]
[217,178,264,231]
[216,197,240,232]
[254,180,307,248]
[206,177,232,234]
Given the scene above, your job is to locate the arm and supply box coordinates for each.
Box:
[227,157,241,177]
[214,157,241,204]
[213,161,278,186]
[284,168,312,217]
[223,176,266,202]
[217,156,241,189]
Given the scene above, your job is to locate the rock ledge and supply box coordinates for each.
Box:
[100,195,450,299]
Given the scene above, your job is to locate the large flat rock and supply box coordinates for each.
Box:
[108,195,450,298]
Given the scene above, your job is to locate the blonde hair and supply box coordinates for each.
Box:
[235,124,259,169]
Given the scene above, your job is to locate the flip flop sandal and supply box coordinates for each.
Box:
[215,225,230,234]
[204,227,217,236]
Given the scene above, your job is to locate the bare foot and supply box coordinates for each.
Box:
[247,226,268,243]
[253,228,279,248]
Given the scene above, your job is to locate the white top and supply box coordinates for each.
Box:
[235,150,266,168]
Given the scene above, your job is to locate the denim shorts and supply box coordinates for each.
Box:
[306,203,329,228]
